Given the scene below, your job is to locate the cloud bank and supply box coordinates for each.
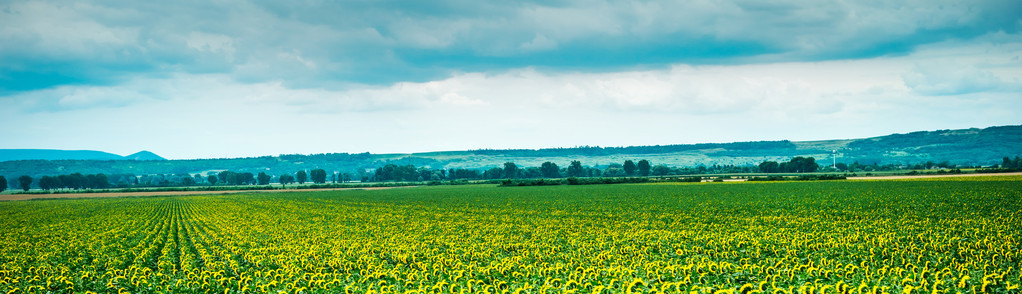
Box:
[1,0,1020,158]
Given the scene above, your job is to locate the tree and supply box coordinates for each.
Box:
[18,175,32,191]
[296,170,308,184]
[38,176,55,190]
[540,162,560,178]
[786,157,818,173]
[207,175,218,185]
[310,169,327,184]
[503,162,518,179]
[257,172,271,185]
[484,168,503,179]
[623,160,637,176]
[652,164,672,176]
[94,173,110,189]
[759,161,779,173]
[236,172,254,185]
[279,174,295,188]
[217,171,232,184]
[0,176,6,193]
[567,160,584,177]
[637,160,651,176]
[1005,156,1022,169]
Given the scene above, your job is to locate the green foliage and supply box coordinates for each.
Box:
[500,177,650,186]
[278,174,295,186]
[503,162,518,179]
[310,169,327,184]
[623,160,636,176]
[296,170,307,184]
[651,164,671,176]
[637,159,651,176]
[0,176,6,192]
[1,178,1019,292]
[36,173,111,190]
[540,162,560,178]
[207,175,218,185]
[17,175,31,191]
[567,160,584,177]
[257,172,271,185]
[760,157,818,173]
[747,174,846,181]
[759,161,779,173]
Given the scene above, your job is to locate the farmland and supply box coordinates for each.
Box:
[1,177,1020,293]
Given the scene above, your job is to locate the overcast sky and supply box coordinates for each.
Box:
[1,1,1021,159]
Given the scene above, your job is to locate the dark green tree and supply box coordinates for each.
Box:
[503,162,518,179]
[38,176,55,190]
[1005,157,1021,169]
[94,173,110,189]
[786,157,818,173]
[623,160,637,176]
[18,175,32,191]
[759,161,779,173]
[257,172,271,185]
[279,174,295,188]
[0,176,6,193]
[567,160,584,177]
[484,168,503,179]
[540,162,560,178]
[296,170,307,184]
[237,172,254,185]
[652,164,672,176]
[207,175,218,185]
[310,169,327,184]
[217,171,232,184]
[637,160,651,176]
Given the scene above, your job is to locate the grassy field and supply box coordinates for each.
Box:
[0,177,1020,293]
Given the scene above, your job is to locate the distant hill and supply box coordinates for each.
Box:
[1,125,1020,179]
[0,149,165,162]
[125,151,167,161]
[0,149,125,162]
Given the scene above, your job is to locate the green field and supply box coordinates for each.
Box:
[1,177,1020,293]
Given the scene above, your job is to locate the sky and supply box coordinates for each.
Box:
[1,0,1021,159]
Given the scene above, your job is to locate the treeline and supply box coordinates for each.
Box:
[37,173,111,190]
[471,141,795,157]
[370,160,656,182]
[758,157,819,173]
[999,156,1022,169]
[6,155,1020,192]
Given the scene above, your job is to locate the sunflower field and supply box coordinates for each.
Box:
[0,176,1019,293]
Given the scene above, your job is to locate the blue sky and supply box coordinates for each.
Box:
[1,0,1021,159]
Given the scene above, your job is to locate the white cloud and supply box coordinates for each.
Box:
[186,32,236,61]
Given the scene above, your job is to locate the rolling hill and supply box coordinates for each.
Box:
[0,149,166,162]
[1,125,1020,179]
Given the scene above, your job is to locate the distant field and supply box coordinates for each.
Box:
[0,176,1019,293]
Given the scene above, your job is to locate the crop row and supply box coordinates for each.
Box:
[0,177,1019,293]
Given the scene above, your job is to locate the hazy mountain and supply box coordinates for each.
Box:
[1,125,1020,179]
[0,149,165,162]
[124,151,167,161]
[0,149,125,162]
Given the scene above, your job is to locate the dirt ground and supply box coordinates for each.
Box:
[847,172,1022,180]
[0,186,405,201]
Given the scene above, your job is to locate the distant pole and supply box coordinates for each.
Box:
[833,150,837,169]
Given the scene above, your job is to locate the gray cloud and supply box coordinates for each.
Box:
[903,62,1016,96]
[2,0,1020,94]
